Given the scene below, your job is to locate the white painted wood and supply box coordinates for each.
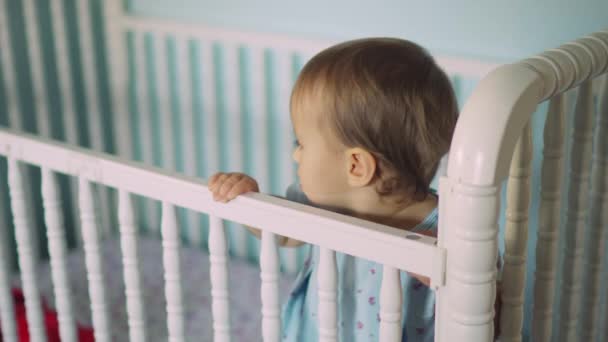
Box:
[531,94,565,342]
[118,190,148,342]
[8,158,47,342]
[0,127,442,277]
[42,168,77,342]
[199,40,220,179]
[436,180,499,342]
[103,0,133,160]
[249,47,270,195]
[78,177,112,342]
[275,49,298,274]
[579,75,608,342]
[318,247,338,342]
[154,34,175,172]
[49,0,82,246]
[0,196,16,342]
[134,32,157,233]
[222,43,248,258]
[75,0,111,238]
[161,202,186,342]
[209,215,231,342]
[122,16,499,79]
[0,0,22,131]
[22,0,51,138]
[260,231,281,342]
[559,80,595,342]
[379,266,402,342]
[501,123,533,342]
[175,37,201,246]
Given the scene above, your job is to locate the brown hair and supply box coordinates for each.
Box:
[291,38,458,201]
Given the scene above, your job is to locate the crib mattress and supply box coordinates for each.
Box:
[14,237,296,341]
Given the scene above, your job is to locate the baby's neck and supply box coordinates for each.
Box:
[328,189,438,231]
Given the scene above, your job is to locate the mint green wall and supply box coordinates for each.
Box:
[129,0,608,61]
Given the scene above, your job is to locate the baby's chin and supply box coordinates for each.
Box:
[303,190,350,214]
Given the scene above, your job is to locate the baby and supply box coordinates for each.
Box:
[209,38,457,341]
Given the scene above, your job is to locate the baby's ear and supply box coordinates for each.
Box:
[344,147,376,188]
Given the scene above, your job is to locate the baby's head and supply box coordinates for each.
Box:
[290,38,457,208]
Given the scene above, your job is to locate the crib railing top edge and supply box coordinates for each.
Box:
[0,127,444,281]
[120,15,500,79]
[447,29,608,187]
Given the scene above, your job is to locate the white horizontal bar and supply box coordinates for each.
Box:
[0,128,442,279]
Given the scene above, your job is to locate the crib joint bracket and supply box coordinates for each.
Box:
[430,245,447,290]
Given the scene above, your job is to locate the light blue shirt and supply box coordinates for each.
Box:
[281,184,438,342]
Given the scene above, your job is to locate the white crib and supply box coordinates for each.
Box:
[0,0,607,341]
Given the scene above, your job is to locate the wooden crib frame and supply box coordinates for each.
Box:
[0,0,607,341]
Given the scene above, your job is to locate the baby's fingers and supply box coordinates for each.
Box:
[216,174,245,202]
[225,177,259,199]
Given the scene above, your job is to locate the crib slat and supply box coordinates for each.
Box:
[119,190,148,342]
[579,75,608,341]
[42,169,77,342]
[558,80,595,341]
[379,266,403,341]
[22,0,51,138]
[0,0,21,131]
[275,50,299,274]
[209,215,232,342]
[223,43,248,258]
[79,177,112,342]
[0,160,16,341]
[200,40,220,179]
[8,158,47,342]
[103,0,133,160]
[500,123,533,342]
[134,32,157,233]
[176,37,201,246]
[260,231,281,341]
[531,95,565,342]
[155,35,176,171]
[75,0,111,238]
[49,0,82,246]
[318,247,338,342]
[249,46,270,192]
[161,202,186,342]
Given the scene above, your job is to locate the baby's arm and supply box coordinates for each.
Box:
[208,172,305,247]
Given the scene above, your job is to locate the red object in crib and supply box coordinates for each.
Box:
[6,288,95,341]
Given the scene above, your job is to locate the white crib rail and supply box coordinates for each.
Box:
[579,74,608,341]
[439,29,608,342]
[0,127,444,341]
[501,123,533,342]
[41,169,77,342]
[118,190,148,342]
[531,94,566,342]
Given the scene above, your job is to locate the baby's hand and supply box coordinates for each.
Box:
[208,172,259,203]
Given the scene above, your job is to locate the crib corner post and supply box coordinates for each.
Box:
[436,176,500,342]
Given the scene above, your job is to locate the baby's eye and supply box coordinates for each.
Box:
[293,140,301,148]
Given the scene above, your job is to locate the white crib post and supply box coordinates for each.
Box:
[209,215,232,342]
[579,75,608,341]
[436,179,500,342]
[379,266,402,341]
[0,163,16,342]
[318,248,338,342]
[134,31,158,233]
[161,202,186,342]
[79,177,112,342]
[250,46,270,198]
[175,37,202,246]
[260,231,281,341]
[118,190,148,342]
[42,168,77,342]
[8,158,47,342]
[49,0,82,246]
[531,94,565,342]
[501,123,533,342]
[103,0,133,160]
[559,80,595,342]
[75,0,112,237]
